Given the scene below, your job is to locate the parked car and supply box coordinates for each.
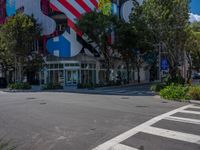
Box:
[0,77,7,88]
[192,73,200,79]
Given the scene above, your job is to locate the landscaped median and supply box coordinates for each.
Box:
[151,82,200,102]
[150,76,200,102]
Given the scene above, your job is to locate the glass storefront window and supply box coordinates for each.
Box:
[55,64,58,68]
[81,69,96,84]
[65,64,69,67]
[59,64,63,68]
[81,63,95,69]
[65,70,79,86]
[50,64,54,69]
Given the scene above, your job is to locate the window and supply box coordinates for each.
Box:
[59,64,63,68]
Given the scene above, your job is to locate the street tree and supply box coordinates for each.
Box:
[0,32,14,79]
[137,0,190,78]
[76,10,117,82]
[114,20,136,83]
[185,22,200,82]
[114,1,156,83]
[0,13,42,82]
[129,1,154,83]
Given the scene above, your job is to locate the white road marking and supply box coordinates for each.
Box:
[165,116,200,125]
[115,90,130,93]
[92,104,194,150]
[189,105,200,109]
[180,110,200,115]
[0,91,6,94]
[123,91,138,93]
[102,89,116,92]
[143,126,200,144]
[112,144,139,150]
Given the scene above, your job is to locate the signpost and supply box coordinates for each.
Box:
[160,58,169,80]
[161,58,169,71]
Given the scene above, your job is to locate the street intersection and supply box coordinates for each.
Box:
[0,87,199,150]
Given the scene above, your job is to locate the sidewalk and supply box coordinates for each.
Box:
[1,81,157,94]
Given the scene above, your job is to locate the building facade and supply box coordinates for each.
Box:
[1,0,152,86]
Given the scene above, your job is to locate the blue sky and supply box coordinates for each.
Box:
[190,0,200,14]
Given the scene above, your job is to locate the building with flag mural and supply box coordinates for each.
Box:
[0,0,150,86]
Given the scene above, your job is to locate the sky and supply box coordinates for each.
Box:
[190,0,200,14]
[190,0,200,22]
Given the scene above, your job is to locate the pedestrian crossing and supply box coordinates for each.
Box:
[93,104,200,150]
[93,88,154,96]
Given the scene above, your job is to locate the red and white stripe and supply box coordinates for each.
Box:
[50,0,99,29]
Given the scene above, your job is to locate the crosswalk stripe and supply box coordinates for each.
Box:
[92,105,194,150]
[102,89,116,92]
[165,116,200,125]
[122,90,138,93]
[188,105,200,109]
[112,144,139,150]
[114,90,129,93]
[142,126,200,144]
[180,110,200,115]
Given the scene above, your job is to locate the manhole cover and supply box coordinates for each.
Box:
[40,102,47,105]
[162,101,169,104]
[121,97,130,99]
[26,97,36,100]
[136,106,148,108]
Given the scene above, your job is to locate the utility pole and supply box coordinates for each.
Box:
[158,43,161,81]
[14,55,17,83]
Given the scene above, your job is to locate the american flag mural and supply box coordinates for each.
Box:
[50,0,99,33]
[46,0,116,58]
[4,0,120,58]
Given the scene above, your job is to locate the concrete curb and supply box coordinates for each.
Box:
[190,100,200,105]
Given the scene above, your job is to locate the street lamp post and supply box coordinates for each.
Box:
[14,55,17,83]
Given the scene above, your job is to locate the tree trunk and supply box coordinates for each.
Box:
[126,62,130,84]
[18,62,23,82]
[186,53,192,84]
[169,64,179,78]
[105,60,110,84]
[137,66,140,83]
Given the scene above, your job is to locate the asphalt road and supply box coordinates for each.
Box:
[0,90,194,150]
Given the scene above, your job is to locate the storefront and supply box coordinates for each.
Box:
[40,54,100,87]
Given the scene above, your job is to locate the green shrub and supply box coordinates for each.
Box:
[165,76,185,85]
[160,84,188,101]
[8,83,31,90]
[187,86,200,100]
[42,83,63,90]
[150,83,166,92]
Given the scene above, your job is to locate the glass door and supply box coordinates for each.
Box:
[65,70,79,86]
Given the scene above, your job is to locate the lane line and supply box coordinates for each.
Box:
[112,144,139,150]
[180,110,200,115]
[142,126,200,144]
[165,116,200,125]
[92,104,193,150]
